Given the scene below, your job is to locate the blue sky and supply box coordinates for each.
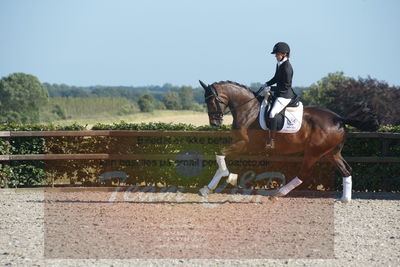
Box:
[1,0,399,87]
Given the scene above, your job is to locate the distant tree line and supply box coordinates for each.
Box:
[40,97,140,122]
[43,82,205,113]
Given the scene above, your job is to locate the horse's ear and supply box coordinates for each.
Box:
[199,80,208,90]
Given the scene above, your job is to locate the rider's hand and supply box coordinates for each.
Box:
[259,84,269,91]
[262,85,271,93]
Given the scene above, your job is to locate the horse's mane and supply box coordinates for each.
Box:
[212,80,253,93]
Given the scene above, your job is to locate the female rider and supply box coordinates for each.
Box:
[262,42,296,149]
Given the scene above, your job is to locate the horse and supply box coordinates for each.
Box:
[198,80,379,202]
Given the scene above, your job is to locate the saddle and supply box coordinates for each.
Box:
[259,95,304,133]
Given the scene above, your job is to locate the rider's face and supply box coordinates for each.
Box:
[275,53,285,61]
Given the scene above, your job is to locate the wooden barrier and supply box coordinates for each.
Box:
[1,130,400,187]
[0,130,399,162]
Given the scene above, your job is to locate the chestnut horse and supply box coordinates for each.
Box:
[198,80,379,202]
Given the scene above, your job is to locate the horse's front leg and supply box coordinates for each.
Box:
[221,138,248,155]
[198,155,230,197]
[199,136,248,197]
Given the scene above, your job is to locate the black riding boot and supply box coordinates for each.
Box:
[266,117,277,149]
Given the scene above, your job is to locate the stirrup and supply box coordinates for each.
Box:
[265,139,275,149]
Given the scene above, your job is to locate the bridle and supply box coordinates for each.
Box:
[205,85,229,119]
[205,84,262,118]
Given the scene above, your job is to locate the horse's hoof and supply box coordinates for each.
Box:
[268,196,278,201]
[199,186,211,197]
[272,189,285,198]
[226,173,238,186]
[339,197,351,203]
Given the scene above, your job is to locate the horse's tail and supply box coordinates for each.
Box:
[343,102,380,131]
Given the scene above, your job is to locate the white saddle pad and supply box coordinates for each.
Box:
[259,100,304,133]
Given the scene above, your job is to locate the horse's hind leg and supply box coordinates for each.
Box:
[273,150,320,197]
[326,149,352,202]
[273,145,336,197]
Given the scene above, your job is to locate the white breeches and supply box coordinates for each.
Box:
[269,97,292,118]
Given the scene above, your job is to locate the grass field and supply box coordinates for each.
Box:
[50,110,233,128]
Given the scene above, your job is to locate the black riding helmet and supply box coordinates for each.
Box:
[271,42,290,54]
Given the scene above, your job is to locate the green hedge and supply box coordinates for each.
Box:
[0,122,399,192]
[0,123,84,187]
[341,128,400,191]
[91,121,231,131]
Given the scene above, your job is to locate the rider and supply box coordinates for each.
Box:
[261,42,296,149]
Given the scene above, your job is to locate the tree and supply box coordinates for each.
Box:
[178,86,195,110]
[52,104,67,119]
[193,87,205,104]
[301,72,350,107]
[302,72,400,125]
[138,94,154,112]
[162,92,181,110]
[0,73,48,123]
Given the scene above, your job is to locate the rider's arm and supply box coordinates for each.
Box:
[280,62,293,93]
[265,65,278,87]
[266,73,277,86]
